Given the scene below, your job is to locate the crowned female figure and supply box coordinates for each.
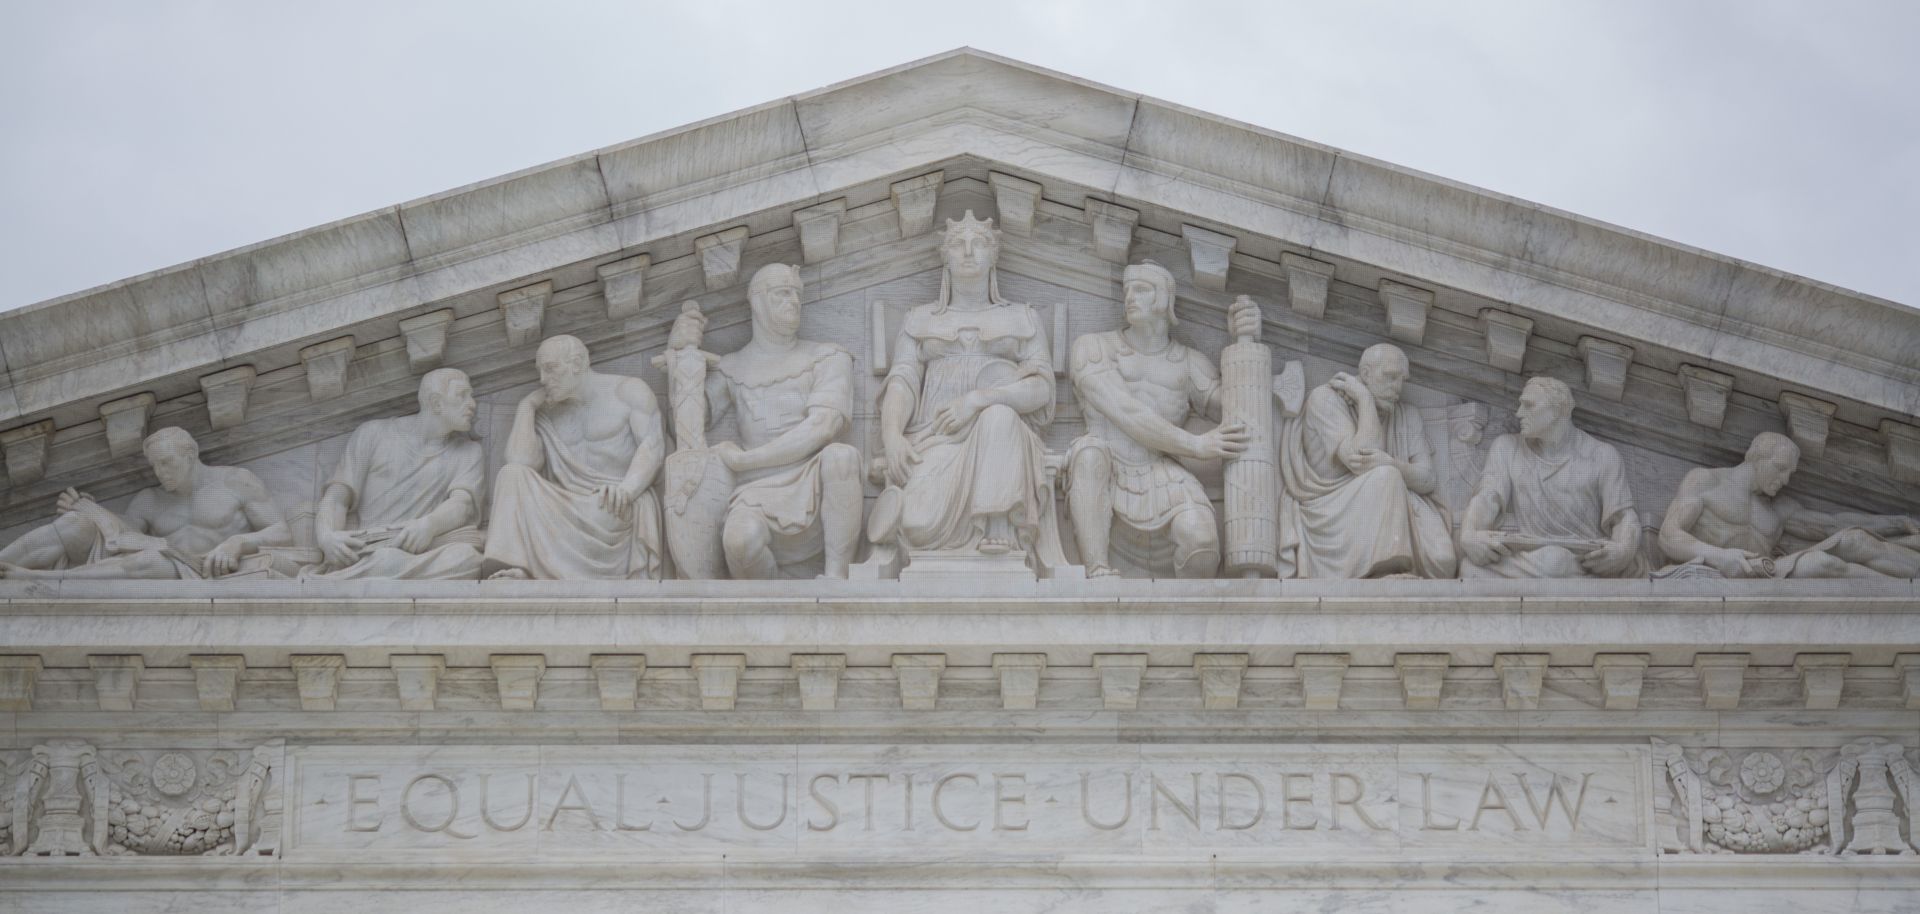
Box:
[870,211,1056,562]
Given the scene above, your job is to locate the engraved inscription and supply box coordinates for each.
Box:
[288,744,1648,858]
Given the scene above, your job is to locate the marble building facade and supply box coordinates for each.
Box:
[1,49,1918,911]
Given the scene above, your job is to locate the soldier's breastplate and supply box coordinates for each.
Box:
[736,388,808,448]
[1115,356,1191,425]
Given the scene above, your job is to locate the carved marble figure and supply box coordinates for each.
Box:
[1065,262,1250,578]
[303,369,487,580]
[1658,431,1920,578]
[666,265,863,579]
[0,428,291,580]
[870,212,1056,562]
[1275,343,1457,578]
[1459,376,1645,578]
[483,335,665,580]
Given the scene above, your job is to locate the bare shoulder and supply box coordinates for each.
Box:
[1674,466,1721,497]
[212,466,273,499]
[611,375,659,411]
[125,487,159,517]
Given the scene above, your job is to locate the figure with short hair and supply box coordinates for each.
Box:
[304,368,488,580]
[1275,343,1457,578]
[483,335,666,580]
[1659,431,1920,578]
[665,264,863,578]
[1458,376,1645,578]
[1065,261,1251,578]
[0,427,290,580]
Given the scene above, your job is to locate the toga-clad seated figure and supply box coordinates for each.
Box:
[1276,343,1457,579]
[1065,261,1250,578]
[869,211,1056,561]
[1659,431,1920,579]
[304,368,487,581]
[485,335,665,580]
[668,264,863,578]
[1459,376,1645,578]
[0,427,291,580]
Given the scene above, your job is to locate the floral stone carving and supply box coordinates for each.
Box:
[1653,738,1917,855]
[8,741,281,857]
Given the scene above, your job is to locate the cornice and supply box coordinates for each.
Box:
[4,49,1914,438]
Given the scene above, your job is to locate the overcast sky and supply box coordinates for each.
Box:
[3,1,1916,313]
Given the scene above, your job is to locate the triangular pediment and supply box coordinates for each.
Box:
[4,48,1917,534]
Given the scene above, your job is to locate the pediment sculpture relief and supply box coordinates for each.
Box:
[7,244,1920,584]
[0,427,291,580]
[303,369,488,581]
[1658,431,1920,579]
[659,265,864,580]
[1458,377,1647,579]
[483,335,666,580]
[1064,261,1251,579]
[864,212,1072,578]
[1275,343,1458,579]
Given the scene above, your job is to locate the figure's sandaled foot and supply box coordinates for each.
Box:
[0,563,51,580]
[978,514,1017,554]
[1085,563,1120,578]
[487,567,531,580]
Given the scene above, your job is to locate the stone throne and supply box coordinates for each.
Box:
[853,287,1082,582]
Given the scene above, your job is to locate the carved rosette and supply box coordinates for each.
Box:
[8,741,281,857]
[1653,738,1918,855]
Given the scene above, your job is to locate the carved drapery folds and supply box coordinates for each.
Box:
[6,741,281,857]
[1654,738,1919,856]
[6,209,1920,585]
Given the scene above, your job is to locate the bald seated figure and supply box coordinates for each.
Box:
[304,368,487,580]
[0,427,291,580]
[484,335,666,580]
[1659,431,1920,578]
[1276,343,1456,579]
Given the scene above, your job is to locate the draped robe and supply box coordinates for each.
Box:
[304,418,487,580]
[1462,429,1645,579]
[1276,385,1456,579]
[485,409,663,580]
[884,302,1053,553]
